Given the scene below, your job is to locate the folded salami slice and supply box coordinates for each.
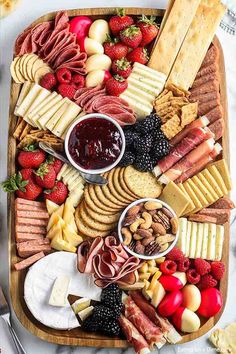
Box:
[118,315,150,354]
[53,48,87,74]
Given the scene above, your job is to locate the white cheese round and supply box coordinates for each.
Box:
[24,251,101,330]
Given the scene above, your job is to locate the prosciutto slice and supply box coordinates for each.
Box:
[118,315,150,354]
[159,138,215,184]
[77,235,140,287]
[175,143,222,183]
[124,297,166,349]
[154,127,214,177]
[130,291,182,344]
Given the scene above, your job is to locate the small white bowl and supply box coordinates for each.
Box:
[118,198,179,260]
[64,113,126,175]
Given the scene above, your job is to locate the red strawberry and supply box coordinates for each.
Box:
[177,257,190,272]
[35,163,56,189]
[166,247,184,261]
[126,47,149,64]
[120,25,142,49]
[47,156,63,175]
[111,57,132,78]
[137,15,159,46]
[71,74,85,88]
[18,145,46,169]
[186,269,200,284]
[104,36,128,61]
[194,258,211,276]
[57,84,76,99]
[160,260,177,275]
[105,75,128,96]
[43,181,68,205]
[211,261,225,280]
[197,274,217,290]
[40,73,57,90]
[56,68,72,84]
[109,8,134,36]
[1,169,42,200]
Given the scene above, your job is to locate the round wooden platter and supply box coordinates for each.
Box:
[7,8,229,348]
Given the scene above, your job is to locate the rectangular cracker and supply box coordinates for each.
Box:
[209,159,231,191]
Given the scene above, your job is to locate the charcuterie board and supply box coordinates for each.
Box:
[7,5,230,350]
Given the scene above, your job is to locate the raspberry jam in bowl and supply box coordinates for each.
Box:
[65,113,125,174]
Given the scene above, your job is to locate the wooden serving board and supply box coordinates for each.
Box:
[7,7,229,348]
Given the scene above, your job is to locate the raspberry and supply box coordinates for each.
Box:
[56,68,72,84]
[211,261,225,280]
[160,260,177,275]
[71,74,85,88]
[40,73,57,90]
[194,258,211,276]
[197,274,217,290]
[166,247,184,261]
[186,269,200,284]
[57,84,76,99]
[177,257,190,272]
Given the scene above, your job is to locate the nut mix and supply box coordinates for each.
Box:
[121,201,178,256]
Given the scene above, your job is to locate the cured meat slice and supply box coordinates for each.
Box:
[130,291,182,344]
[124,296,166,349]
[154,127,213,177]
[210,197,235,210]
[189,91,220,104]
[16,210,49,219]
[188,214,217,223]
[200,45,219,68]
[175,143,222,183]
[31,22,53,48]
[15,232,45,243]
[118,315,150,354]
[196,63,217,78]
[53,48,87,74]
[75,85,104,107]
[198,208,230,224]
[159,138,215,184]
[208,119,224,141]
[205,105,223,123]
[15,224,46,235]
[190,79,219,96]
[170,116,210,146]
[198,99,220,116]
[15,198,46,207]
[14,252,45,271]
[191,72,218,89]
[16,217,48,226]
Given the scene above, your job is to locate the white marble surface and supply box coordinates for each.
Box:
[0,1,236,353]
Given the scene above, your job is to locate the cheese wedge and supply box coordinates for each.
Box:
[189,222,198,259]
[151,282,166,308]
[177,217,188,254]
[183,180,202,212]
[15,84,42,117]
[191,176,216,205]
[187,179,208,208]
[207,223,216,261]
[207,165,228,195]
[57,163,69,180]
[46,200,60,215]
[199,170,223,199]
[215,225,224,261]
[160,181,190,217]
[49,275,70,307]
[185,221,192,257]
[210,159,231,191]
[63,225,83,247]
[47,204,64,231]
[201,223,209,259]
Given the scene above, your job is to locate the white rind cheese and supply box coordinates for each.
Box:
[49,275,71,307]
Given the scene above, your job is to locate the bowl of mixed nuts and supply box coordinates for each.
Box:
[118,198,179,260]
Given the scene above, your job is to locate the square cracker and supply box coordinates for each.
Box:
[181,102,198,127]
[161,114,182,139]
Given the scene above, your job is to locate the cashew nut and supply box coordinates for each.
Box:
[130,218,145,233]
[140,212,153,230]
[121,227,132,246]
[133,233,143,241]
[144,201,162,210]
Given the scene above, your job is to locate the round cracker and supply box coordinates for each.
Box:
[14,56,25,82]
[79,201,116,231]
[75,207,109,237]
[10,57,24,83]
[107,169,131,204]
[27,54,39,81]
[31,58,45,80]
[94,184,122,211]
[124,165,163,198]
[34,65,52,83]
[84,188,114,215]
[101,172,127,208]
[0,0,21,19]
[119,167,139,199]
[88,184,118,213]
[18,54,27,80]
[85,202,121,224]
[22,54,37,81]
[113,167,136,203]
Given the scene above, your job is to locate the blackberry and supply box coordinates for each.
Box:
[112,303,124,319]
[124,130,139,146]
[93,305,114,320]
[102,319,121,336]
[101,284,122,307]
[82,315,103,333]
[136,114,161,134]
[119,151,135,167]
[152,130,165,142]
[134,135,152,153]
[134,153,154,172]
[152,139,170,160]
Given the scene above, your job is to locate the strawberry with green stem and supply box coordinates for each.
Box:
[105,75,128,96]
[127,47,149,64]
[103,35,128,61]
[137,15,159,47]
[44,181,68,205]
[35,163,56,189]
[120,25,142,49]
[111,57,132,78]
[17,145,46,169]
[109,8,134,36]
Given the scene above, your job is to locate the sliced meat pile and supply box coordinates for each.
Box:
[14,198,51,270]
[189,44,224,141]
[77,235,140,287]
[14,11,87,74]
[74,85,136,126]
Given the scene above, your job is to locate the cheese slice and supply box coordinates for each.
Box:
[46,100,69,131]
[24,88,51,126]
[16,84,42,117]
[199,170,223,198]
[195,222,204,258]
[57,163,68,180]
[128,75,163,95]
[210,159,231,191]
[215,225,224,261]
[183,180,202,211]
[37,98,66,130]
[189,221,197,259]
[71,298,91,314]
[177,217,188,254]
[178,184,195,215]
[207,165,228,195]
[159,181,189,217]
[68,188,84,207]
[14,81,33,114]
[191,176,216,205]
[201,223,209,259]
[185,221,192,257]
[124,85,155,103]
[31,94,63,127]
[133,62,167,82]
[119,94,153,119]
[49,275,70,307]
[207,223,217,261]
[52,103,81,138]
[187,179,208,208]
[27,91,57,121]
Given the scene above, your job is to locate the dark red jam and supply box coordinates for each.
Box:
[68,117,122,170]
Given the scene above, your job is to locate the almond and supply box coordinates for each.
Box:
[142,236,155,246]
[127,205,140,216]
[152,222,166,235]
[135,241,145,254]
[170,217,179,234]
[136,229,153,238]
